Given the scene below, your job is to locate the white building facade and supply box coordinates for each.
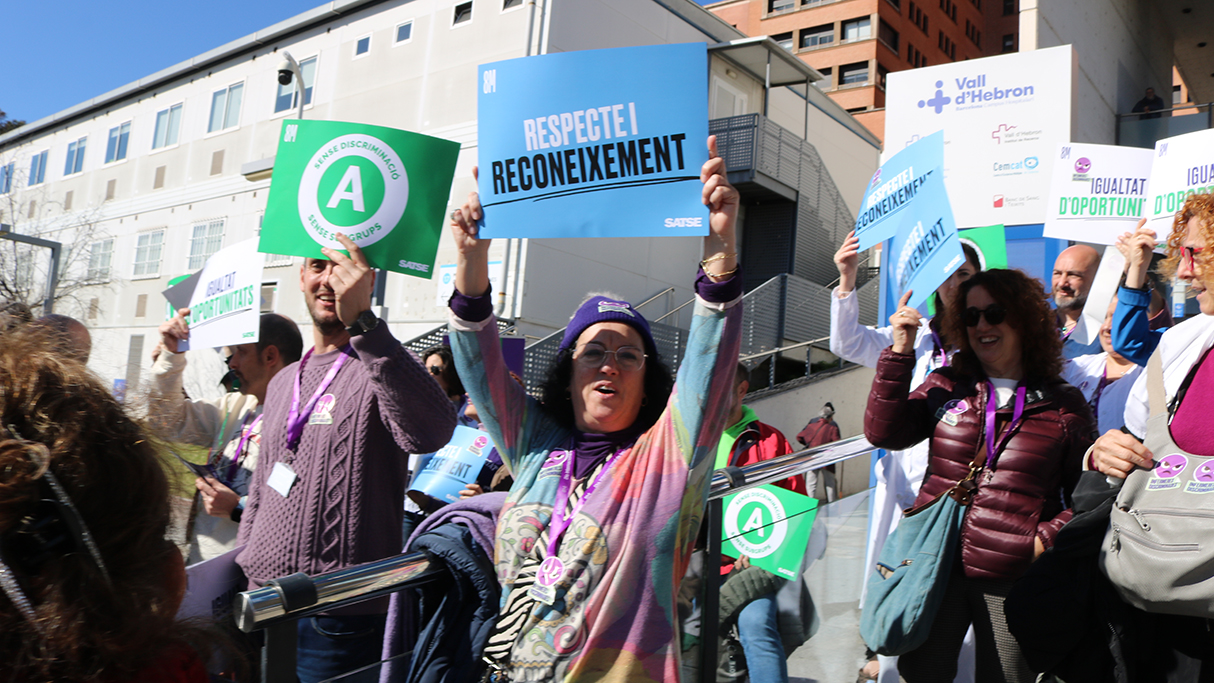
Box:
[0,0,879,395]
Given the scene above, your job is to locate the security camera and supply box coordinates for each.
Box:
[277,61,295,86]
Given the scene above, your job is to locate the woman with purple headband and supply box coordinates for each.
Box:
[446,136,743,682]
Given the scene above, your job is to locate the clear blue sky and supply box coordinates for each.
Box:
[2,0,325,125]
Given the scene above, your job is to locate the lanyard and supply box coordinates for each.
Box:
[929,327,949,367]
[225,413,263,483]
[546,446,624,558]
[1089,365,1111,418]
[287,345,351,450]
[984,382,1027,470]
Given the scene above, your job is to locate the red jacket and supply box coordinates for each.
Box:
[864,348,1093,580]
[797,417,841,448]
[719,420,808,574]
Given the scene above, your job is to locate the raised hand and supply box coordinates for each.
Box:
[320,233,375,327]
[701,135,739,279]
[158,308,191,353]
[451,167,492,297]
[1115,219,1157,290]
[835,230,860,295]
[889,290,922,355]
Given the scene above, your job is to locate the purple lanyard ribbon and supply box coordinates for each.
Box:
[929,327,949,367]
[984,382,1027,470]
[225,413,263,484]
[287,345,351,450]
[1090,365,1111,418]
[546,446,624,557]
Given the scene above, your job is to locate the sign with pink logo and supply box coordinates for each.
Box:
[1044,142,1153,245]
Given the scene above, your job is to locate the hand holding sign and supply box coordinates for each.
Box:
[320,233,375,327]
[1115,219,1158,290]
[835,231,861,294]
[159,308,191,354]
[889,290,923,355]
[450,167,492,298]
[701,135,739,277]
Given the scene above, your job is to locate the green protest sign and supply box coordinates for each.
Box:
[722,484,819,580]
[260,119,459,278]
[929,224,1008,315]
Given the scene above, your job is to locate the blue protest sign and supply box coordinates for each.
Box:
[408,426,493,506]
[884,179,965,310]
[477,43,709,239]
[856,131,945,251]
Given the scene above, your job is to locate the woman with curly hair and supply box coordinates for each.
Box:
[864,269,1095,683]
[1089,193,1214,677]
[0,325,210,682]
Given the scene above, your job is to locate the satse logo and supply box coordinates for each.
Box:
[664,217,702,228]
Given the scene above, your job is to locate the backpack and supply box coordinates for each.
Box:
[1099,350,1214,618]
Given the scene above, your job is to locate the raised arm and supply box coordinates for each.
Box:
[864,294,938,450]
[830,231,896,367]
[1112,223,1164,365]
[447,170,567,475]
[323,234,456,454]
[145,307,237,447]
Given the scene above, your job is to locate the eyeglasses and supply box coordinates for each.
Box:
[1182,245,1206,271]
[963,305,1007,327]
[573,343,646,372]
[426,365,444,376]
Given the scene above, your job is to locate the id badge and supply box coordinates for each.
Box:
[527,556,566,605]
[267,462,298,498]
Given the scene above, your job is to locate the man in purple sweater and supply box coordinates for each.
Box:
[236,233,456,683]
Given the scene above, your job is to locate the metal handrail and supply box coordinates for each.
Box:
[1114,101,1211,119]
[234,434,876,633]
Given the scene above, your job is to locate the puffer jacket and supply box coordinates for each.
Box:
[864,348,1094,580]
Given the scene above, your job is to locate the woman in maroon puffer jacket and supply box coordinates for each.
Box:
[865,269,1094,683]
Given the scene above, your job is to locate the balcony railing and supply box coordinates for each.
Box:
[1116,102,1213,149]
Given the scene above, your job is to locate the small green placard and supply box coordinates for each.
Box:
[930,224,1009,315]
[260,119,460,278]
[721,484,819,580]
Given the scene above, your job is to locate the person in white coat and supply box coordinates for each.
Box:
[830,230,980,683]
[1061,297,1142,434]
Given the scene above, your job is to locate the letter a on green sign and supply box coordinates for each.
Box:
[260,119,460,278]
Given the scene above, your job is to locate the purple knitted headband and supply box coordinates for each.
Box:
[559,295,658,358]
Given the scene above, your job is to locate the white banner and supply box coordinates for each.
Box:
[1044,143,1152,245]
[884,45,1075,228]
[434,260,504,307]
[1143,127,1214,234]
[163,238,264,350]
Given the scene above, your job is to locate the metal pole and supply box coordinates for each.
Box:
[261,620,298,683]
[0,227,62,314]
[699,497,724,682]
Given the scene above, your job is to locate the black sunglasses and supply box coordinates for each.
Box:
[964,305,1007,327]
[427,365,444,376]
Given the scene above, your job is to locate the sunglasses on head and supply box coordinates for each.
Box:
[964,305,1007,327]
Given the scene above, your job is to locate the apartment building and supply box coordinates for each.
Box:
[0,0,879,396]
[705,0,1020,142]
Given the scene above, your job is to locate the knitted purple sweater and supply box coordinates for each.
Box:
[236,323,456,613]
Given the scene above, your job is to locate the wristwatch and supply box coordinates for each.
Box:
[346,310,380,337]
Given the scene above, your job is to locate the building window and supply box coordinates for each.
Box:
[769,0,794,11]
[504,0,523,8]
[840,61,870,85]
[814,66,832,89]
[395,20,414,43]
[846,106,868,114]
[939,31,956,59]
[965,19,981,47]
[105,122,131,163]
[88,239,114,281]
[453,1,473,24]
[878,20,899,51]
[1174,84,1185,105]
[1003,0,1015,15]
[909,44,927,67]
[260,282,278,313]
[885,0,901,8]
[153,103,183,149]
[355,36,371,56]
[878,64,891,89]
[64,136,87,175]
[209,82,244,132]
[29,150,48,186]
[908,1,928,32]
[0,162,13,194]
[842,17,873,42]
[771,32,794,51]
[124,335,144,397]
[133,230,165,278]
[188,219,225,270]
[1002,33,1015,52]
[275,57,316,114]
[939,0,957,21]
[800,24,834,49]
